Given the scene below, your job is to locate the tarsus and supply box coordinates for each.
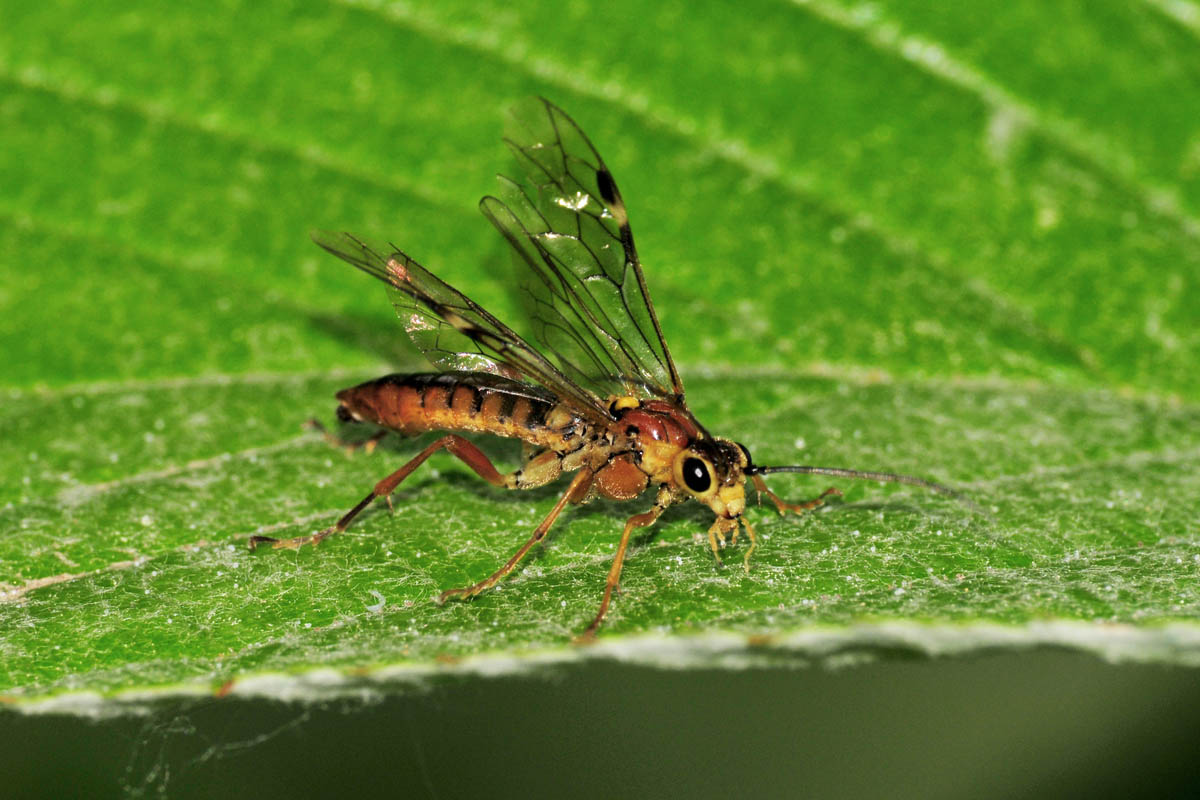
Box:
[747,465,985,514]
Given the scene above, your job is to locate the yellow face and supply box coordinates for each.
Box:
[671,438,749,520]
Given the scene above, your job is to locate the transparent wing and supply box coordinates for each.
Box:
[479,97,685,402]
[312,231,613,426]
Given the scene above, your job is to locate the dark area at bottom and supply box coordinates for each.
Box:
[5,649,1200,799]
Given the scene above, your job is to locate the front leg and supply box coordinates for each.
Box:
[751,475,841,516]
[576,486,674,643]
[437,467,594,602]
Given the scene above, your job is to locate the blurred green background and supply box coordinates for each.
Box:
[3,0,1199,795]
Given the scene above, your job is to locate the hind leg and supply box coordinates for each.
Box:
[250,435,547,551]
[305,417,388,455]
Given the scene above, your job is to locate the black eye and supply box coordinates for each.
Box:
[682,457,711,493]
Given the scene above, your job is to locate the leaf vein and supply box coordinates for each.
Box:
[0,65,459,213]
[788,0,1200,244]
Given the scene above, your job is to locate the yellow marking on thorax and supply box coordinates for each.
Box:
[608,395,640,413]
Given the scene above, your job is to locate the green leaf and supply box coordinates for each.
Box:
[2,0,1198,710]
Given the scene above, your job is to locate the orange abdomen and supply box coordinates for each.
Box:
[335,372,581,448]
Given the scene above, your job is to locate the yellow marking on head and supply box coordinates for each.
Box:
[717,482,746,518]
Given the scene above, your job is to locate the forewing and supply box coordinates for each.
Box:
[312,231,612,425]
[479,98,685,402]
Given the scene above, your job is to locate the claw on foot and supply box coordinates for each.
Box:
[248,528,335,551]
[436,585,479,605]
[757,481,842,516]
[572,629,598,646]
[305,418,387,455]
[247,535,277,551]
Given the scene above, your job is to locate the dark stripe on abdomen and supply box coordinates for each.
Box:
[496,393,518,423]
[335,372,569,446]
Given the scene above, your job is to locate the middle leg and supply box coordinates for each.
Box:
[437,467,595,603]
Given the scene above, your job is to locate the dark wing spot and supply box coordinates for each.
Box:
[596,168,619,205]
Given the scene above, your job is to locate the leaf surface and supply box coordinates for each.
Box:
[2,0,1197,708]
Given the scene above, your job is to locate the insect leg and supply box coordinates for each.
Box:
[305,418,388,455]
[437,467,595,604]
[739,517,758,572]
[750,475,841,516]
[703,516,761,572]
[249,435,510,551]
[704,516,737,566]
[576,488,673,642]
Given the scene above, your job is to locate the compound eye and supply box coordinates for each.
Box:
[682,457,712,494]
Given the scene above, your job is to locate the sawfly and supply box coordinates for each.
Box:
[251,98,968,639]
